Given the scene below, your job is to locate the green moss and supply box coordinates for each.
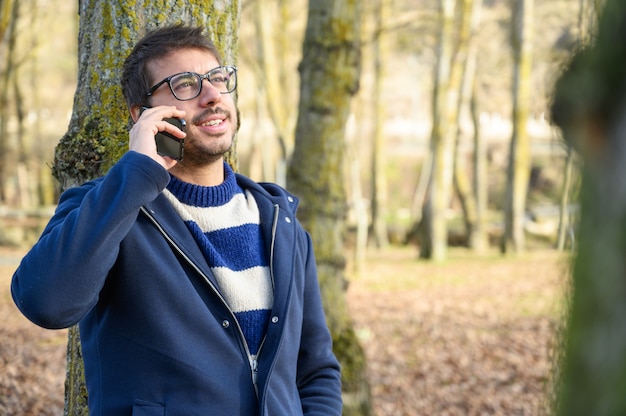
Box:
[65,326,89,415]
[52,106,128,188]
[333,327,373,416]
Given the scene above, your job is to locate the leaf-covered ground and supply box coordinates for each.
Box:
[0,247,67,416]
[0,246,568,415]
[347,247,568,416]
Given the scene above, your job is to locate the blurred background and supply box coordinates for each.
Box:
[0,0,581,250]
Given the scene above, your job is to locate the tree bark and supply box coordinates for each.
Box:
[0,0,19,204]
[453,0,481,248]
[546,1,626,413]
[58,1,240,413]
[252,0,294,184]
[370,0,390,250]
[470,77,490,252]
[287,0,372,414]
[420,0,457,261]
[556,149,575,251]
[501,0,533,254]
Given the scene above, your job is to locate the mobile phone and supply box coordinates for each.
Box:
[155,118,186,161]
[140,106,186,161]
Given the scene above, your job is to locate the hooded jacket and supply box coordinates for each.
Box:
[11,151,342,415]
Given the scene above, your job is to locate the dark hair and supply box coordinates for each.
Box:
[121,24,222,108]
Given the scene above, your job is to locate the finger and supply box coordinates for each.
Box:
[157,119,187,139]
[140,105,186,123]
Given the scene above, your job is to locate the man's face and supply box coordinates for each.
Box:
[145,48,238,165]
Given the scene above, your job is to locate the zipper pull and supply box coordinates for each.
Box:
[250,356,258,386]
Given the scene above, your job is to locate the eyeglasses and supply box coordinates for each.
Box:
[146,65,238,101]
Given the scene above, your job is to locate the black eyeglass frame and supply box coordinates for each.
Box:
[145,65,238,101]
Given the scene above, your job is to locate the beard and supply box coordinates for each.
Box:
[180,133,234,166]
[182,108,236,166]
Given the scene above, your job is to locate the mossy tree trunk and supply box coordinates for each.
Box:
[452,0,486,252]
[370,0,390,250]
[420,0,456,261]
[548,1,626,414]
[501,0,533,254]
[286,0,372,414]
[56,1,240,413]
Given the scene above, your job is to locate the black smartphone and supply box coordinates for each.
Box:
[155,118,186,161]
[140,106,186,161]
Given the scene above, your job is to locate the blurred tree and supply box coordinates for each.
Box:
[0,0,17,205]
[419,0,457,261]
[556,146,576,251]
[15,0,45,209]
[556,0,600,251]
[57,1,240,413]
[287,0,373,414]
[250,0,295,185]
[453,0,487,253]
[550,0,626,413]
[370,0,390,250]
[501,0,533,254]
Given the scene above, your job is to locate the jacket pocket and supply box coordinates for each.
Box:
[132,399,165,416]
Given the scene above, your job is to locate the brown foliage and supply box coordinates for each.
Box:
[0,248,66,416]
[347,247,567,415]
[0,246,567,415]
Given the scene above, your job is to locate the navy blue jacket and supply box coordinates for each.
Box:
[11,152,342,415]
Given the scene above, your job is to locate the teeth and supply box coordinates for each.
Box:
[203,119,222,127]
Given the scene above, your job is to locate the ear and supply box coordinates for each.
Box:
[130,105,143,122]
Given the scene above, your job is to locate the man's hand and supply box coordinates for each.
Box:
[130,105,187,170]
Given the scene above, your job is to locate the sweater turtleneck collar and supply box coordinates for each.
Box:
[166,163,239,208]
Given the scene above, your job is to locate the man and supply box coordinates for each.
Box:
[11,24,342,415]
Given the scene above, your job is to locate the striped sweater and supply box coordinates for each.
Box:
[164,163,273,356]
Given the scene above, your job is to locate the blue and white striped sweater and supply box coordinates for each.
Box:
[164,164,273,356]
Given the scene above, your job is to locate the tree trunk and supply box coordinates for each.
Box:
[252,0,293,185]
[469,87,490,253]
[0,0,19,204]
[370,0,390,249]
[58,1,240,413]
[556,149,575,251]
[452,0,482,250]
[420,0,457,261]
[287,1,372,414]
[555,60,626,416]
[500,0,534,253]
[25,1,50,208]
[501,0,533,254]
[548,1,626,413]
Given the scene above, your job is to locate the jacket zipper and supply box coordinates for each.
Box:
[140,205,280,397]
[247,203,280,397]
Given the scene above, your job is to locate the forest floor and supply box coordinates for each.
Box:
[0,244,569,416]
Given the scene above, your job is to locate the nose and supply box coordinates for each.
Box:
[199,78,222,106]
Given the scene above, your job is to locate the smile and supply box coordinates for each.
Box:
[201,119,223,127]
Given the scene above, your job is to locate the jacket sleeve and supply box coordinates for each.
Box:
[296,230,343,415]
[11,152,170,329]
